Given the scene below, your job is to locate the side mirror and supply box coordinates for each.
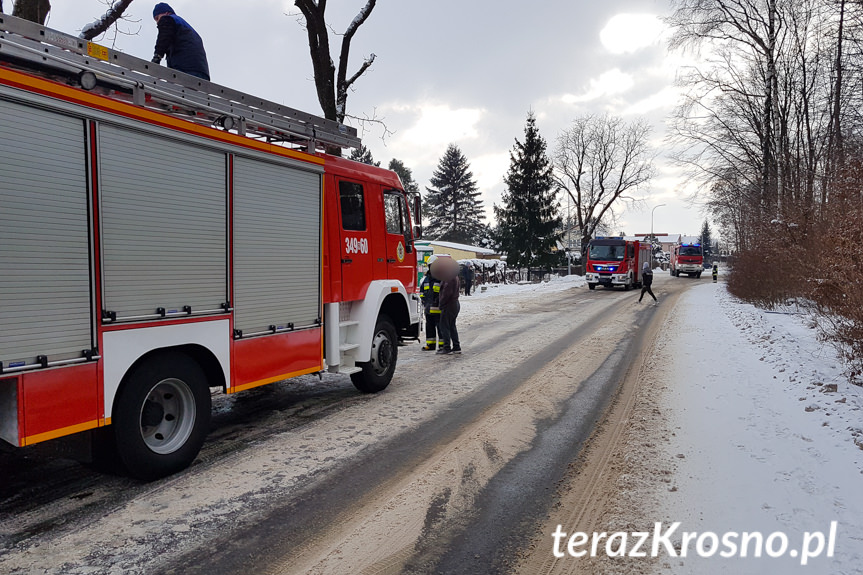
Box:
[412,195,422,237]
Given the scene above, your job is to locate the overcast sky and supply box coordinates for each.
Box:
[45,0,708,240]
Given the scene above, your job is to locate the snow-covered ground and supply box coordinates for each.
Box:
[650,281,863,574]
[458,274,586,322]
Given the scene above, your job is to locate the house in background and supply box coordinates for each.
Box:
[415,240,498,261]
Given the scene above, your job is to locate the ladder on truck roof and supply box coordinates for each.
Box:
[0,13,361,152]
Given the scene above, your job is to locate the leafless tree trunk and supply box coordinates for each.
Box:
[12,0,51,24]
[553,114,655,260]
[294,0,377,154]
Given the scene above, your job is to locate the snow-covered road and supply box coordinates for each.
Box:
[522,273,863,575]
[651,281,863,574]
[2,272,860,575]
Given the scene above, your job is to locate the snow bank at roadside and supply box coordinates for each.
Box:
[458,275,586,323]
[655,283,863,574]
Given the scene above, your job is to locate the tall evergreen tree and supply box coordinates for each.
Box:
[388,158,419,194]
[349,144,380,166]
[424,144,485,244]
[700,219,713,261]
[495,113,563,270]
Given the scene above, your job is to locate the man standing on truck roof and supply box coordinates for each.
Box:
[151,3,210,81]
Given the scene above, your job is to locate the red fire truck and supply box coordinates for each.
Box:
[670,236,704,278]
[585,237,652,290]
[0,16,420,479]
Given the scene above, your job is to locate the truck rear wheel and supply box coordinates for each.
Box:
[112,351,211,480]
[351,315,398,394]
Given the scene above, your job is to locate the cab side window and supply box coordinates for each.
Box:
[339,181,366,231]
[384,192,405,234]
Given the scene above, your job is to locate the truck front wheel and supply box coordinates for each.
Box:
[351,315,398,394]
[112,351,211,480]
[588,283,596,290]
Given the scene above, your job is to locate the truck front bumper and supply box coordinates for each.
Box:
[586,273,628,285]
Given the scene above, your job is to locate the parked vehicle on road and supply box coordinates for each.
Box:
[0,15,421,479]
[585,237,652,290]
[670,237,704,278]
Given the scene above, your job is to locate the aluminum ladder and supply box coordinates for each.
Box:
[0,13,360,151]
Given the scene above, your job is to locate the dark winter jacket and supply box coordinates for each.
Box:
[460,265,474,283]
[153,14,210,80]
[439,277,460,309]
[420,273,442,313]
[642,269,654,287]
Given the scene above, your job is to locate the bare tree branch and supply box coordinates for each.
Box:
[554,114,656,259]
[293,0,378,153]
[79,0,135,41]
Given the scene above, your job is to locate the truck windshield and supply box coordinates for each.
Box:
[589,244,625,261]
[679,246,702,256]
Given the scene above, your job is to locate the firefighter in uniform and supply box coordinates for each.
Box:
[419,255,444,350]
[712,263,718,282]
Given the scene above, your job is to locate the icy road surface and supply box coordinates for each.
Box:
[1,272,860,574]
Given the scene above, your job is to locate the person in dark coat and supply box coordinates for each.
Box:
[437,275,461,355]
[638,262,657,304]
[151,3,210,81]
[419,262,444,351]
[460,264,475,296]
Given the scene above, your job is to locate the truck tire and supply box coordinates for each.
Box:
[588,283,596,290]
[112,351,211,480]
[351,315,398,394]
[696,272,702,278]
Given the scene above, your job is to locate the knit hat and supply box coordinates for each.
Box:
[153,3,174,18]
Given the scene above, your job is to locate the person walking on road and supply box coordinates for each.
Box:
[638,262,657,304]
[437,271,461,355]
[151,3,210,80]
[712,263,718,283]
[419,257,444,351]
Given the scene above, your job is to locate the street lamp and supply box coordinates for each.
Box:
[566,191,572,276]
[650,203,666,268]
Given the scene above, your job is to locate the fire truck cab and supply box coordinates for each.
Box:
[670,237,704,278]
[0,15,420,479]
[585,237,652,291]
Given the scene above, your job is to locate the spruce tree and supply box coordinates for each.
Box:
[495,112,562,270]
[349,144,380,166]
[424,144,485,244]
[700,220,713,262]
[388,158,419,194]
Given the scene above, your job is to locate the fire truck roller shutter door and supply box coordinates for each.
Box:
[99,125,227,319]
[0,99,92,368]
[232,157,322,335]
